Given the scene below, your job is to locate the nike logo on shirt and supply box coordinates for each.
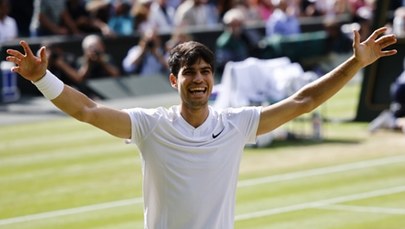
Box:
[212,127,225,139]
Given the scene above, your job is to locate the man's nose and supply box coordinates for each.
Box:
[193,72,203,82]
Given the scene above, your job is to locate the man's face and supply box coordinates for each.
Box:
[171,59,214,110]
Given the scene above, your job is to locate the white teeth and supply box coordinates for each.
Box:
[190,88,205,92]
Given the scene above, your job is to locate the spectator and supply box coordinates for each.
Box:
[166,0,181,9]
[344,0,374,40]
[122,29,169,76]
[131,0,155,34]
[369,58,405,134]
[348,0,368,17]
[44,41,98,97]
[391,68,405,122]
[311,0,349,16]
[309,18,353,75]
[85,0,113,25]
[393,6,405,38]
[355,4,373,39]
[258,0,274,21]
[131,0,177,34]
[30,0,80,36]
[77,34,121,80]
[333,0,352,16]
[45,41,80,85]
[215,8,258,75]
[300,0,323,17]
[323,18,352,54]
[0,0,18,42]
[8,0,33,37]
[232,0,265,25]
[149,0,176,33]
[265,0,300,37]
[67,0,114,36]
[173,0,219,28]
[108,0,134,36]
[217,0,234,19]
[165,27,193,52]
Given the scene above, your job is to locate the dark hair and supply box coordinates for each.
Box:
[168,41,215,77]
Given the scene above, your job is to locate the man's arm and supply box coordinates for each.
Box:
[257,27,397,136]
[6,41,131,139]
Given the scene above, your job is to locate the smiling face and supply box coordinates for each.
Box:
[170,58,214,110]
[168,41,216,113]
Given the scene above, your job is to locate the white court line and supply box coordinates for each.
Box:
[1,154,405,226]
[0,198,143,226]
[317,204,405,215]
[235,185,405,221]
[237,154,405,187]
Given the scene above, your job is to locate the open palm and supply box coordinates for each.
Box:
[353,27,397,67]
[6,41,48,82]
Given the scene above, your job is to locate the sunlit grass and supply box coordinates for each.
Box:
[1,75,405,229]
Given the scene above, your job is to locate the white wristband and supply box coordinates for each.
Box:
[32,70,64,100]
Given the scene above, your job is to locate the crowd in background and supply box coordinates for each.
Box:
[2,0,384,40]
[1,0,394,40]
[1,0,405,97]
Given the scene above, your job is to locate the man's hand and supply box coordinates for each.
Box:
[6,40,48,82]
[353,27,397,67]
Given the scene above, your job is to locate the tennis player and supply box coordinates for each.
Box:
[6,27,397,228]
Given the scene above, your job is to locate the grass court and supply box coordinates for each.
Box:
[1,79,405,229]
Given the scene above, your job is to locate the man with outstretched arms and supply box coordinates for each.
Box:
[6,27,397,228]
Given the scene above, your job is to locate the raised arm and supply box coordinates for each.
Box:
[6,41,131,139]
[257,27,398,136]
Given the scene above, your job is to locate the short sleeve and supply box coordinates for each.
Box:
[225,106,262,144]
[124,107,162,145]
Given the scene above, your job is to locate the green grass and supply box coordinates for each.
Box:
[322,77,362,121]
[1,79,405,228]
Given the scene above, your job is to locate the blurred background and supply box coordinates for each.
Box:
[1,1,405,228]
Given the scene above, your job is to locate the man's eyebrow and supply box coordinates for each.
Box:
[182,65,212,71]
[201,66,212,71]
[181,67,194,73]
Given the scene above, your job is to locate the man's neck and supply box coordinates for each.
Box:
[179,105,209,128]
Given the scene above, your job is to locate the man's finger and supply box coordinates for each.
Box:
[5,56,20,65]
[368,27,388,41]
[38,46,48,64]
[381,49,398,57]
[6,49,24,60]
[10,66,21,74]
[353,29,360,48]
[20,40,34,57]
[376,34,397,49]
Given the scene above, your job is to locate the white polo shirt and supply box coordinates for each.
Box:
[125,105,261,229]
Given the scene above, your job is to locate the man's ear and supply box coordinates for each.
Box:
[169,73,177,89]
